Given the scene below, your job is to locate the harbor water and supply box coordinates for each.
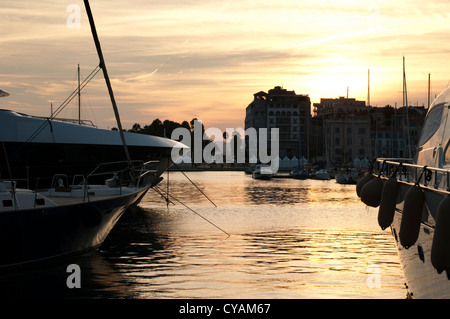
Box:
[0,171,406,299]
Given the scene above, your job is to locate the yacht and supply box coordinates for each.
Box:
[0,1,186,189]
[358,86,450,298]
[0,108,185,188]
[0,0,186,268]
[0,161,151,269]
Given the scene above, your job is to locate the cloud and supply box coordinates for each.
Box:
[2,0,450,131]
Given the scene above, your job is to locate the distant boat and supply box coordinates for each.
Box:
[290,165,308,180]
[289,163,308,180]
[312,169,330,180]
[252,164,273,180]
[292,172,308,180]
[335,169,359,184]
[245,168,253,175]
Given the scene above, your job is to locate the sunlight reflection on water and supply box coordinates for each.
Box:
[99,171,406,299]
[0,171,405,299]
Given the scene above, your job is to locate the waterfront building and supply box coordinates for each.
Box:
[313,97,371,166]
[245,86,311,163]
[370,105,426,159]
[245,87,426,168]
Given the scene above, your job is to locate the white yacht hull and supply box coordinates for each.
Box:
[391,212,450,298]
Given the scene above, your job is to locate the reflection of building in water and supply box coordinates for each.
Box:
[243,184,311,206]
[245,86,311,161]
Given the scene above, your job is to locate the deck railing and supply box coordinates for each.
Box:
[374,158,450,194]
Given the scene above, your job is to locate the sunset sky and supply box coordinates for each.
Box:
[2,0,450,132]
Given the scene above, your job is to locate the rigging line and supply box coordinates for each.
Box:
[167,161,170,209]
[51,66,101,120]
[152,185,175,206]
[171,161,217,207]
[8,66,101,162]
[25,66,100,143]
[160,186,230,238]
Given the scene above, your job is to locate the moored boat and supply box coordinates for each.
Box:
[336,169,359,184]
[0,161,151,269]
[312,169,330,180]
[252,164,273,180]
[0,109,184,188]
[0,0,187,269]
[357,86,450,298]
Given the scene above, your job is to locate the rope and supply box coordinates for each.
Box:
[171,161,217,207]
[153,185,230,238]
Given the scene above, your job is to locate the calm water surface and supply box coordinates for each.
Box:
[0,171,406,299]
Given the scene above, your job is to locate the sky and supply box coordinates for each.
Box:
[2,0,450,132]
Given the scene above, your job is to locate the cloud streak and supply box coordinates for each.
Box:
[2,0,450,131]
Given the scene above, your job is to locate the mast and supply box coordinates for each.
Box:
[83,0,132,165]
[428,73,431,109]
[367,69,370,107]
[78,64,81,124]
[403,56,411,158]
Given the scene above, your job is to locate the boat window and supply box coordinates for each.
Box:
[417,103,445,146]
[2,199,13,207]
[35,198,45,206]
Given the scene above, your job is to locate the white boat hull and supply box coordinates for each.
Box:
[388,181,450,298]
[391,212,450,298]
